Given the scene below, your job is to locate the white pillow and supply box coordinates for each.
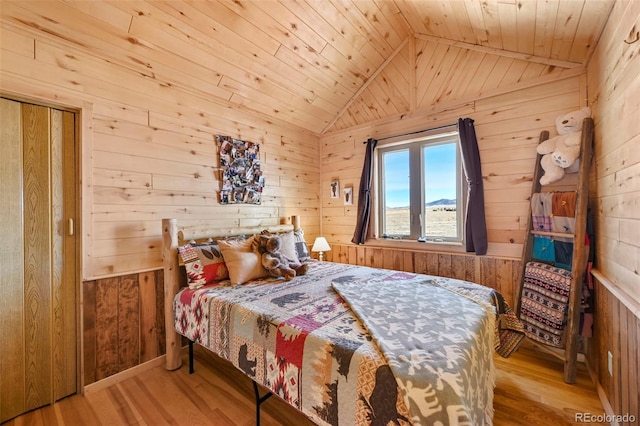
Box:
[278,231,298,261]
[217,236,267,285]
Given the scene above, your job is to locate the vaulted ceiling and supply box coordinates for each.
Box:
[1,0,613,135]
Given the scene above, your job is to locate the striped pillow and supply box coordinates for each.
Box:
[293,228,311,261]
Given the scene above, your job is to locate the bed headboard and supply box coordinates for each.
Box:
[161,217,301,370]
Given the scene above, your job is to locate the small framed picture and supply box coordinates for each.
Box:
[343,186,353,205]
[330,180,340,198]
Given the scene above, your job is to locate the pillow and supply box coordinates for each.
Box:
[178,242,229,289]
[217,236,268,285]
[293,228,311,261]
[260,230,297,261]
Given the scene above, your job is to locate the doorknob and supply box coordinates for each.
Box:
[68,218,74,236]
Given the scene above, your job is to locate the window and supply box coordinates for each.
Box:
[377,128,463,243]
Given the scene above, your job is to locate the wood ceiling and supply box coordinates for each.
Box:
[1,1,613,135]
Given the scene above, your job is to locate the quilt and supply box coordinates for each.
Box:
[519,261,572,348]
[174,262,524,425]
[530,191,577,270]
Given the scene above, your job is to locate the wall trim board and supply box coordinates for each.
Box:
[592,268,640,320]
[83,355,166,395]
[414,33,583,69]
[85,266,162,282]
[592,369,619,425]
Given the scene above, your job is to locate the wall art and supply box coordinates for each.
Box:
[330,180,340,198]
[217,135,264,205]
[343,186,353,205]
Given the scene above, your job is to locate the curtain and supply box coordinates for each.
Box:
[352,138,378,244]
[458,118,488,255]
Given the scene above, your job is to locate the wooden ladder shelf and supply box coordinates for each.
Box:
[517,117,594,384]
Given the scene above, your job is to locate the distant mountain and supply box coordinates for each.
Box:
[386,198,456,210]
[426,198,456,207]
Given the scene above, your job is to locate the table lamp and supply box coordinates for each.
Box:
[311,236,331,261]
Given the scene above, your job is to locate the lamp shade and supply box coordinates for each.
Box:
[311,237,331,252]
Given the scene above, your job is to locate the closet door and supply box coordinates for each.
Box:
[0,98,78,422]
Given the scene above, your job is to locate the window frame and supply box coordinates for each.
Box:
[375,129,465,244]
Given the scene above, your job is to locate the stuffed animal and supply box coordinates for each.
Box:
[252,234,308,280]
[536,107,590,185]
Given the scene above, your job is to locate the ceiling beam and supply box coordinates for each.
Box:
[415,33,583,70]
[321,37,410,135]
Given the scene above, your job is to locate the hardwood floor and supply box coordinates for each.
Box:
[5,344,607,426]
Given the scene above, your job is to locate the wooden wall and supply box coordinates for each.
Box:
[590,272,639,422]
[1,4,319,386]
[586,0,640,420]
[3,3,638,405]
[83,270,165,385]
[587,0,640,307]
[320,72,585,260]
[0,5,321,281]
[325,245,520,308]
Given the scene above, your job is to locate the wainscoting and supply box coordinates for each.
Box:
[326,244,522,308]
[82,248,521,386]
[590,270,639,420]
[83,270,165,385]
[82,250,639,424]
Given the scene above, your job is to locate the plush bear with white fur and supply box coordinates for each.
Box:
[536,107,590,185]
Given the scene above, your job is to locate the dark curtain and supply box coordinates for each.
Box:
[352,138,378,244]
[458,118,488,255]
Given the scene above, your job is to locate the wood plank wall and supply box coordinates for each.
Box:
[325,245,521,308]
[83,270,165,385]
[586,0,640,420]
[590,272,639,422]
[0,4,321,280]
[3,4,638,407]
[81,246,521,386]
[587,0,640,307]
[320,72,584,260]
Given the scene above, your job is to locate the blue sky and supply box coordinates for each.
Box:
[383,143,457,207]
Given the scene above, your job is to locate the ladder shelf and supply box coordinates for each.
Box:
[516,117,594,384]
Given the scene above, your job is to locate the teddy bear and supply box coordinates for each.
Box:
[252,234,308,280]
[536,107,590,185]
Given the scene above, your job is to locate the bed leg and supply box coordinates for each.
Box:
[188,340,194,374]
[252,380,273,426]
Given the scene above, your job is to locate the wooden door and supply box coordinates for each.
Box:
[0,98,78,422]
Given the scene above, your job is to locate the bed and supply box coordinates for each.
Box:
[162,218,524,425]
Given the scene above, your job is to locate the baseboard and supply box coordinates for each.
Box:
[584,356,619,425]
[595,378,619,426]
[83,355,167,395]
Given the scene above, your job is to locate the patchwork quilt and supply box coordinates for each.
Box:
[174,262,524,425]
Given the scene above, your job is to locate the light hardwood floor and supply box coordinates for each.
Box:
[5,344,607,426]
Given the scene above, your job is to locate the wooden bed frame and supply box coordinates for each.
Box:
[162,217,511,425]
[161,216,302,371]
